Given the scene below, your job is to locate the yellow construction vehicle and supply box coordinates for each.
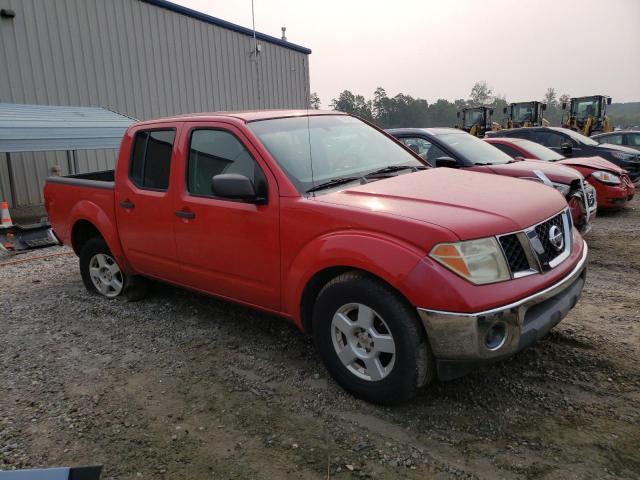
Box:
[502,101,549,129]
[562,95,613,136]
[455,107,495,137]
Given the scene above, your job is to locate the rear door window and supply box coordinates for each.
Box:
[129,129,175,191]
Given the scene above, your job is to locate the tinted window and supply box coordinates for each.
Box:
[130,132,148,186]
[598,134,623,145]
[551,127,598,146]
[187,130,260,197]
[628,134,640,147]
[534,130,567,148]
[511,139,564,161]
[436,133,511,165]
[399,137,448,165]
[491,143,521,158]
[129,129,175,190]
[503,130,533,140]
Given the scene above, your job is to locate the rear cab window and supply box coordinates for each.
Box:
[129,129,176,190]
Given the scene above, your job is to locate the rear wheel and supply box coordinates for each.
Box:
[80,238,127,298]
[312,272,434,404]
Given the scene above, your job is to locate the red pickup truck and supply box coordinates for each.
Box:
[44,110,588,404]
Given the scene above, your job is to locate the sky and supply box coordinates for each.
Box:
[174,0,640,107]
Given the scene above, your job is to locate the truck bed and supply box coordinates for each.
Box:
[46,170,115,189]
[43,170,117,250]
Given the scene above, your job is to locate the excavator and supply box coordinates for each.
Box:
[561,95,613,136]
[502,101,549,128]
[456,107,498,137]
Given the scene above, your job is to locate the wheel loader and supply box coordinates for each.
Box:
[456,107,497,137]
[502,101,549,129]
[562,95,613,136]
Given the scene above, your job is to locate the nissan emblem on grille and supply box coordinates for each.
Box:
[548,225,564,252]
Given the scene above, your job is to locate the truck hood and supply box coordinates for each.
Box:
[314,168,566,240]
[476,160,581,184]
[557,156,626,175]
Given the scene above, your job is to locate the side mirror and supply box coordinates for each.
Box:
[607,97,612,105]
[541,103,547,111]
[502,107,507,114]
[434,156,458,168]
[456,111,461,118]
[560,142,573,154]
[561,102,567,110]
[211,173,264,203]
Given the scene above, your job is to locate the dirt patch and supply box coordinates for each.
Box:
[1,199,639,479]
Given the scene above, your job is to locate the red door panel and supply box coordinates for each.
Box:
[172,122,281,310]
[115,127,181,280]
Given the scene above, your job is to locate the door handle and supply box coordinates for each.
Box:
[175,210,196,219]
[120,200,135,209]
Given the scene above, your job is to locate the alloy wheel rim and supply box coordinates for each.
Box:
[89,253,124,297]
[331,303,396,382]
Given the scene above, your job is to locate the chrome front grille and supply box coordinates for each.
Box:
[498,209,572,278]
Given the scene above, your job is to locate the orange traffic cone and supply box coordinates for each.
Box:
[1,201,13,227]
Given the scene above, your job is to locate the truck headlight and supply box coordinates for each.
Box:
[430,237,510,285]
[591,171,621,185]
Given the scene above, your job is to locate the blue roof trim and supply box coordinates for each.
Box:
[139,0,312,55]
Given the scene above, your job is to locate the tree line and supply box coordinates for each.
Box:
[308,82,640,128]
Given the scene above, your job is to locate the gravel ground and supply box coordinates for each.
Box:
[1,199,639,479]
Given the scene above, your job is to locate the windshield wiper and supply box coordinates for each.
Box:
[364,165,426,178]
[472,162,492,166]
[306,176,360,193]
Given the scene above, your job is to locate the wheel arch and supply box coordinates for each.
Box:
[68,200,130,272]
[286,231,427,334]
[299,265,418,335]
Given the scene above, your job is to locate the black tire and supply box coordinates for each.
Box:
[312,271,434,405]
[79,237,146,300]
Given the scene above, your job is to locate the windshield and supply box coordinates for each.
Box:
[512,104,535,123]
[436,132,511,165]
[247,115,423,193]
[551,127,598,146]
[571,98,601,119]
[514,139,564,161]
[464,110,484,127]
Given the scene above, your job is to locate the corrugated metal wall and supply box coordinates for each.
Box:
[0,0,310,207]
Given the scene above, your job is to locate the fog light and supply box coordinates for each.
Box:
[485,322,507,351]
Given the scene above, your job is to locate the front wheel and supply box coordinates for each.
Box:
[312,272,434,404]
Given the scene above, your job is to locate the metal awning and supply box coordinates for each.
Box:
[0,103,135,153]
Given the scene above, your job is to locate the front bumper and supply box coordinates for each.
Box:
[417,241,588,380]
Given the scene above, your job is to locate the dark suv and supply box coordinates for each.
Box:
[486,127,640,183]
[591,130,640,151]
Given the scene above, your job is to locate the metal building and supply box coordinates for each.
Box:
[0,0,312,211]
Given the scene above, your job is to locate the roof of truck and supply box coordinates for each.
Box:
[134,109,346,126]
